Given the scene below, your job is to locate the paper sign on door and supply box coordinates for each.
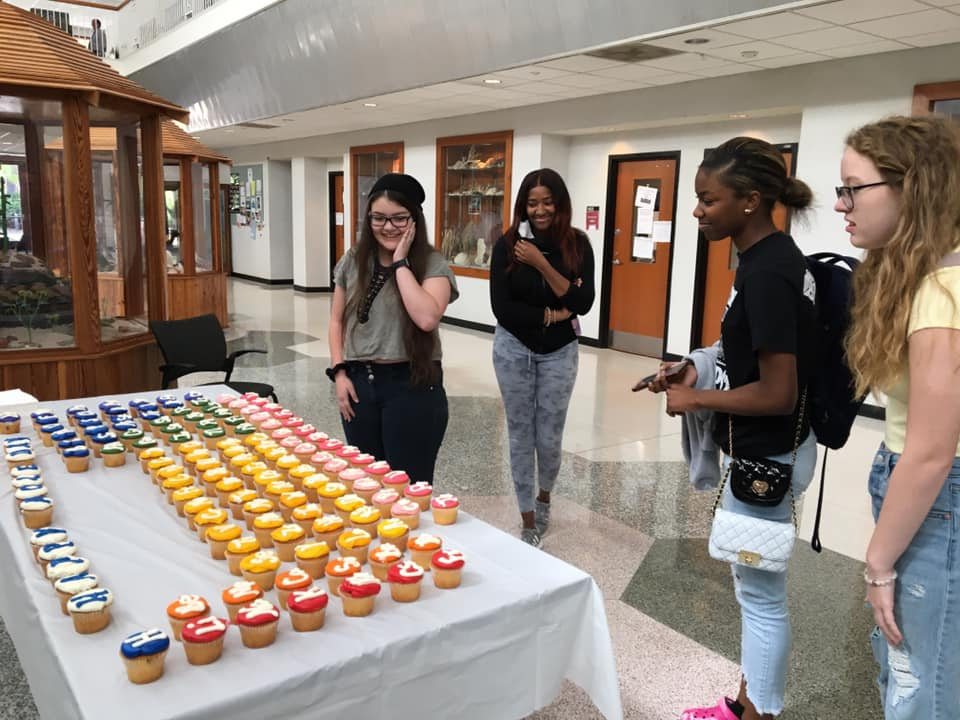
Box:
[634,185,658,236]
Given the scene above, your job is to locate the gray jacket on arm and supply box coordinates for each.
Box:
[680,342,721,490]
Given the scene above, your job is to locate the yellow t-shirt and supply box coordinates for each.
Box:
[885,264,960,454]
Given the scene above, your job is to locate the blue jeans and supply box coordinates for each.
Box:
[721,430,818,716]
[492,325,578,514]
[868,445,960,720]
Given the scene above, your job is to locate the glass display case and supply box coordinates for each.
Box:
[350,142,403,244]
[435,131,512,277]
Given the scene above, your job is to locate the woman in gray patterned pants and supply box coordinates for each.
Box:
[489,169,596,547]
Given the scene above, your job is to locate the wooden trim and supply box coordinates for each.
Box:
[209,162,222,273]
[349,141,404,248]
[42,0,130,11]
[140,112,167,321]
[23,120,46,259]
[61,95,99,352]
[179,157,196,275]
[0,332,154,366]
[328,170,344,287]
[912,80,960,115]
[118,130,145,317]
[450,266,490,279]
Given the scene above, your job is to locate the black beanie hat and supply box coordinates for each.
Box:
[370,173,426,207]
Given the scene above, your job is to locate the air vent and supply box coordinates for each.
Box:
[235,121,281,130]
[586,42,682,64]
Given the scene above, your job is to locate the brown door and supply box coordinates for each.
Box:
[699,147,795,346]
[608,156,678,356]
[334,172,345,263]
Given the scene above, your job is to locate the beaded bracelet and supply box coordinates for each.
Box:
[863,569,898,587]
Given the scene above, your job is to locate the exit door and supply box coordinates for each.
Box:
[605,153,679,356]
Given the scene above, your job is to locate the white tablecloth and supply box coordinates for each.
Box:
[0,388,623,720]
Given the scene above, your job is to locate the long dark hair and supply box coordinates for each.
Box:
[344,189,438,387]
[504,168,582,271]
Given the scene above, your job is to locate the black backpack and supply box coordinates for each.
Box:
[804,252,867,552]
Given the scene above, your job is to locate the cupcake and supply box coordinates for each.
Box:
[369,543,404,582]
[202,426,227,450]
[64,446,91,473]
[184,497,215,531]
[161,472,195,504]
[432,549,466,589]
[350,453,376,472]
[312,514,346,548]
[30,527,68,562]
[291,502,323,535]
[166,594,210,641]
[339,572,381,617]
[138,447,165,473]
[382,470,410,494]
[181,616,229,665]
[319,438,344,454]
[309,451,334,468]
[334,493,366,522]
[243,497,275,531]
[236,599,280,649]
[47,556,90,585]
[253,468,284,496]
[288,464,316,492]
[371,488,400,518]
[321,458,350,483]
[147,457,176,484]
[404,481,434,511]
[275,567,312,610]
[366,460,391,479]
[68,588,114,634]
[336,445,360,467]
[271,523,306,562]
[338,467,367,492]
[54,572,98,615]
[240,460,269,488]
[206,523,243,560]
[294,540,330,579]
[240,550,281,591]
[253,511,284,548]
[119,428,144,452]
[317,481,348,513]
[390,498,421,530]
[21,496,54,529]
[0,412,21,434]
[221,580,263,622]
[388,561,425,603]
[120,629,170,684]
[336,528,372,564]
[349,505,381,533]
[409,534,443,570]
[38,540,77,574]
[325,555,361,597]
[194,457,222,479]
[292,443,317,464]
[228,489,258,521]
[287,586,329,632]
[202,466,231,496]
[431,494,460,525]
[173,486,206,517]
[15,482,49,505]
[264,480,296,506]
[195,507,229,541]
[224,535,260,576]
[215,477,244,508]
[352,476,382,503]
[276,454,299,478]
[261,446,287,469]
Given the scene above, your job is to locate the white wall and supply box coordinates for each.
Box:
[291,157,328,289]
[230,163,267,279]
[265,160,292,280]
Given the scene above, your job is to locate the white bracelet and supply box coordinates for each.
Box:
[863,569,898,587]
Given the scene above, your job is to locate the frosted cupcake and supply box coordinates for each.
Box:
[184,496,215,531]
[294,540,330,579]
[0,412,21,434]
[431,493,460,525]
[202,466,231,496]
[390,498,421,530]
[64,446,91,473]
[312,514,346,548]
[432,549,466,589]
[253,511,285,548]
[317,481,348,514]
[339,572,381,617]
[242,497,275,531]
[369,543,404,582]
[382,470,410,494]
[221,580,263,622]
[195,508,229,541]
[325,555,361,597]
[352,476,382,504]
[321,458,349,483]
[30,527,68,562]
[404,481,433,511]
[409,534,443,570]
[47,556,90,585]
[181,616,229,665]
[206,523,243,560]
[338,467,367,492]
[334,493,366,522]
[54,572,98,615]
[120,629,170,684]
[271,523,306,562]
[38,540,77,574]
[21,496,54,529]
[215,477,244,508]
[101,442,127,467]
[68,588,114,634]
[288,464,316,492]
[388,561,425,603]
[138,447,165,474]
[228,488,258,521]
[240,550,281,591]
[253,468,285,495]
[336,528,372,564]
[291,502,323,535]
[293,443,317,464]
[166,594,210,641]
[236,599,280,649]
[371,488,400,518]
[349,505,381,534]
[275,567,313,610]
[378,518,411,553]
[287,586,329,632]
[224,535,260,576]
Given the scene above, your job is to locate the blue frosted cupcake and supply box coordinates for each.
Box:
[64,446,91,473]
[120,629,170,683]
[0,412,21,434]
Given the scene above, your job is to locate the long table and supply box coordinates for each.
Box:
[0,388,623,720]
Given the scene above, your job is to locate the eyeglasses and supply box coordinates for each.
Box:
[835,181,889,211]
[369,213,412,229]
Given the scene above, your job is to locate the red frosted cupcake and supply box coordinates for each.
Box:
[287,585,329,632]
[339,572,381,617]
[404,481,433,511]
[181,615,228,665]
[432,549,466,589]
[236,599,280,648]
[388,560,425,603]
[431,493,460,525]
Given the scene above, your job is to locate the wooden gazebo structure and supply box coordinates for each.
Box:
[0,3,214,399]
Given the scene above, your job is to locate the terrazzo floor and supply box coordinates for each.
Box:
[0,278,890,719]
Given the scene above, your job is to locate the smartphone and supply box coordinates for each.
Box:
[631,360,690,392]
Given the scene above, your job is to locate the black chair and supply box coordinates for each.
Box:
[149,314,278,402]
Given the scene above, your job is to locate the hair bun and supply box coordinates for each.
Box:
[780,177,813,210]
[370,173,425,206]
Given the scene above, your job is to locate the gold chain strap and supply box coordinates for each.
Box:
[710,388,807,530]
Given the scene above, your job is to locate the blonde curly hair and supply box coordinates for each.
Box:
[844,115,960,397]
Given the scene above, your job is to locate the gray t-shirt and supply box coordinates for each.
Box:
[333,249,459,361]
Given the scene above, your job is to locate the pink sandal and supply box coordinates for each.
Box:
[680,698,741,720]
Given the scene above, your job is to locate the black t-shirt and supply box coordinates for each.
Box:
[489,231,595,353]
[712,232,817,457]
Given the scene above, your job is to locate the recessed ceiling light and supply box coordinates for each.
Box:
[224,129,235,133]
[729,113,749,119]
[363,102,378,108]
[684,37,710,45]
[482,78,502,85]
[740,50,759,59]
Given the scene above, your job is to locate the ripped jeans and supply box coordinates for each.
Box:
[869,445,960,720]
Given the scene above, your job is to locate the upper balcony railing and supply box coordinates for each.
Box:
[135,0,223,51]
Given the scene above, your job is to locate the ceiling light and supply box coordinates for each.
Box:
[740,50,759,59]
[482,78,502,85]
[363,102,378,108]
[224,129,235,134]
[729,113,749,119]
[684,37,710,45]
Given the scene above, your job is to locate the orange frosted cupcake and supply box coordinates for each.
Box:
[253,511,284,548]
[253,468,284,495]
[292,502,323,534]
[321,458,349,483]
[339,572,381,617]
[376,518,410,552]
[228,488,257,521]
[382,470,410,494]
[432,549,466,589]
[408,533,443,570]
[336,528,372,564]
[404,481,434,511]
[265,480,296,507]
[294,540,330,579]
[317,481,348,513]
[184,496,215,531]
[181,615,228,665]
[172,485,205,517]
[215,476,244,508]
[240,550,281,591]
[431,493,460,525]
[388,560,425,602]
[275,567,312,610]
[325,555,361,597]
[206,522,242,560]
[224,535,260,576]
[278,490,308,522]
[194,507,229,542]
[352,476,382,503]
[334,493,366,522]
[271,523,306,562]
[166,594,210,641]
[368,543,403,581]
[221,580,263,622]
[312,514,346,548]
[242,497,275,530]
[390,498,421,530]
[287,586,329,632]
[338,467,367,492]
[288,463,316,492]
[236,599,280,648]
[371,488,400,518]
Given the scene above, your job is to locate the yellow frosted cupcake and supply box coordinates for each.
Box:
[221,444,248,465]
[176,440,205,458]
[240,550,281,591]
[161,471,194,504]
[279,490,308,522]
[184,497,216,531]
[302,473,328,504]
[276,454,299,478]
[287,464,316,492]
[216,437,243,462]
[201,466,230,497]
[349,505,381,533]
[147,456,175,484]
[243,431,270,449]
[172,485,205,517]
[183,448,212,475]
[252,511,284,548]
[312,513,345,548]
[242,497,275,531]
[253,468,284,495]
[292,502,323,534]
[294,540,330,579]
[241,461,269,489]
[368,543,403,581]
[228,488,257,521]
[138,447,166,474]
[261,445,286,468]
[214,476,243,507]
[224,535,260,576]
[265,480,296,505]
[376,518,410,552]
[229,452,257,474]
[206,522,242,559]
[317,481,348,514]
[336,528,372,564]
[194,507,229,542]
[334,493,366,522]
[271,523,306,562]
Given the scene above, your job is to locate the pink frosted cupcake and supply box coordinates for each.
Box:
[280,436,300,451]
[239,405,259,421]
[273,409,294,421]
[283,417,304,429]
[271,428,294,442]
[351,453,375,471]
[228,399,249,412]
[293,424,317,438]
[306,431,328,444]
[382,470,410,494]
[431,493,460,525]
[310,451,334,467]
[372,488,400,518]
[366,460,391,479]
[352,476,382,503]
[322,458,349,483]
[293,443,317,463]
[319,438,343,454]
[336,445,360,465]
[338,467,367,492]
[249,411,272,429]
[390,498,421,530]
[404,481,433,511]
[260,418,282,434]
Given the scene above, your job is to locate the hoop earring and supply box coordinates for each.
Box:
[744,208,753,215]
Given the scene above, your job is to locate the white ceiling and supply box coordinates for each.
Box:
[193,0,960,149]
